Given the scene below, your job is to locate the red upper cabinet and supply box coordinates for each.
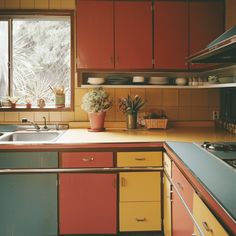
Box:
[189,0,225,69]
[76,0,114,69]
[114,1,153,69]
[154,1,188,70]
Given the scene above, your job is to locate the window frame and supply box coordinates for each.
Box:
[0,10,75,112]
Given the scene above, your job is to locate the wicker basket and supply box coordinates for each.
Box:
[145,119,168,129]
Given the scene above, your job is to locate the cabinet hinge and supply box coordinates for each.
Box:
[57,179,60,186]
[152,59,155,65]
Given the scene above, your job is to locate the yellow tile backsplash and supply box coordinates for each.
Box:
[0,88,220,124]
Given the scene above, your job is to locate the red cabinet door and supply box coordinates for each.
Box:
[76,0,114,69]
[172,162,194,236]
[154,1,188,70]
[189,0,224,69]
[114,1,153,69]
[59,173,117,234]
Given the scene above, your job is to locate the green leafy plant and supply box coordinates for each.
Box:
[81,87,112,113]
[119,94,145,114]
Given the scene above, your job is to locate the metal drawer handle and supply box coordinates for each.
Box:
[82,157,94,162]
[121,177,126,187]
[177,182,184,190]
[136,217,146,222]
[135,157,146,161]
[202,221,213,232]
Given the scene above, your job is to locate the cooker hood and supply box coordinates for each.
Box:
[188,25,236,63]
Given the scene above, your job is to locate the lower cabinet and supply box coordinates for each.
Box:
[119,172,161,231]
[163,153,172,236]
[193,192,228,236]
[0,152,58,236]
[59,152,117,234]
[172,162,194,236]
[118,151,162,232]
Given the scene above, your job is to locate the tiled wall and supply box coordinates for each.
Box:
[74,88,220,122]
[0,0,220,124]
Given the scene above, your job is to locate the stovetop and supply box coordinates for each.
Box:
[197,142,236,169]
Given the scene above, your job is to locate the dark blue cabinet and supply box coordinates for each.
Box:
[0,152,58,236]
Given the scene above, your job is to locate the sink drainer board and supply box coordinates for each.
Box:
[0,125,18,132]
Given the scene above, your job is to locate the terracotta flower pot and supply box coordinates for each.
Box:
[88,112,106,131]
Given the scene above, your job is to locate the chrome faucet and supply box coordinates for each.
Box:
[42,116,48,130]
[21,118,40,130]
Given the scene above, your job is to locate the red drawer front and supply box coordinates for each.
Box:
[61,152,113,168]
[172,162,193,210]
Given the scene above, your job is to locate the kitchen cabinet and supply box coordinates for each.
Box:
[189,0,225,69]
[59,152,117,234]
[0,152,58,236]
[118,151,162,232]
[163,153,172,236]
[76,0,152,70]
[172,162,194,236]
[154,0,188,70]
[76,0,114,69]
[193,192,228,236]
[114,1,152,69]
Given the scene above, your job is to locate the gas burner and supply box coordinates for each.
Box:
[224,160,236,169]
[202,142,236,152]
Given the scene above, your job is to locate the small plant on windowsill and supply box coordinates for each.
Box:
[81,87,112,131]
[7,96,19,108]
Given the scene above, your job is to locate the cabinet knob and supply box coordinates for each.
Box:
[177,182,184,191]
[135,217,146,222]
[121,177,126,187]
[82,157,94,162]
[135,157,146,161]
[202,221,213,232]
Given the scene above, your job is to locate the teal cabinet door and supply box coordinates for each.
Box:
[0,152,58,236]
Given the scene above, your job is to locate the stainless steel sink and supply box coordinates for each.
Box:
[0,131,63,142]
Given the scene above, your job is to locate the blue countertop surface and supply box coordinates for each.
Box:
[166,141,236,222]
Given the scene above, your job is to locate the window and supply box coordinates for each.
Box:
[0,13,73,109]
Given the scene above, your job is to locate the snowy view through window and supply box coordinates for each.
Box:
[0,16,71,107]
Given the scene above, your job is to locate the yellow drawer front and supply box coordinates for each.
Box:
[120,172,161,202]
[163,153,172,177]
[117,152,162,167]
[120,202,161,231]
[193,193,228,236]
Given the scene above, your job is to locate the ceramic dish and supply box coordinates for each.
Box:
[87,77,105,85]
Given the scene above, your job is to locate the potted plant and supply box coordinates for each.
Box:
[81,87,112,131]
[119,94,145,129]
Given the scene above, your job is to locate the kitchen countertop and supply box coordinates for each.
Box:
[0,127,235,149]
[56,127,236,144]
[166,142,236,222]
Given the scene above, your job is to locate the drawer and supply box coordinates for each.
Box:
[117,151,162,167]
[163,153,172,177]
[120,172,161,202]
[193,192,228,236]
[172,162,193,209]
[119,202,161,231]
[61,152,113,167]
